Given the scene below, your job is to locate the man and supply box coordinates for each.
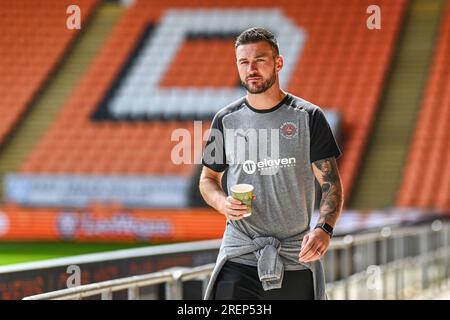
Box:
[199,27,344,300]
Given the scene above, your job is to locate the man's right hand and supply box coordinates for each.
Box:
[219,196,249,220]
[199,166,256,220]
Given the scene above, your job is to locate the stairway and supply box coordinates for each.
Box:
[350,0,446,209]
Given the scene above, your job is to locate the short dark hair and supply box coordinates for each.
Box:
[235,27,279,55]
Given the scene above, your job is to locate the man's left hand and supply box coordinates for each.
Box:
[298,228,330,263]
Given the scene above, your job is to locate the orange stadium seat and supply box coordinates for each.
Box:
[0,0,98,146]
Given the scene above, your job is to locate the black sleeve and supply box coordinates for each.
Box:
[309,107,342,163]
[202,112,228,172]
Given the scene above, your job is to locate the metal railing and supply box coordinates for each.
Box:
[324,219,450,299]
[23,263,215,300]
[326,246,450,299]
[23,220,450,300]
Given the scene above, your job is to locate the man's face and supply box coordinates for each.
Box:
[236,41,282,94]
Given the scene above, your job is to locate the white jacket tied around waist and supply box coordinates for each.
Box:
[203,224,328,300]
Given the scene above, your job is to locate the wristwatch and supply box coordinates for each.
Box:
[315,223,334,237]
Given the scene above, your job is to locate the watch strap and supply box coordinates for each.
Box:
[315,223,333,237]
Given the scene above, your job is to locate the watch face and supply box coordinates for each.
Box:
[316,223,333,235]
[323,223,333,233]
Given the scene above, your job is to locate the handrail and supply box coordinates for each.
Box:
[22,263,215,300]
[22,220,450,300]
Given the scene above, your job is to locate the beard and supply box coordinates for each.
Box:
[241,68,276,94]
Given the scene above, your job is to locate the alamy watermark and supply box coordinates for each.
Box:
[367,5,381,30]
[66,5,81,30]
[66,264,81,288]
[366,265,382,291]
[171,121,287,175]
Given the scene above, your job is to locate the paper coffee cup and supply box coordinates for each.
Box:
[230,184,254,217]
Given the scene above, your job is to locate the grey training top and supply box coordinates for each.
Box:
[202,93,341,271]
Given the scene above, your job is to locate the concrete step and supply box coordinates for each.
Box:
[350,0,446,209]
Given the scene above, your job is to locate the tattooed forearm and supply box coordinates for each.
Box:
[312,157,344,227]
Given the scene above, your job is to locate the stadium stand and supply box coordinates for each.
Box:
[13,0,407,207]
[397,2,450,212]
[0,0,98,144]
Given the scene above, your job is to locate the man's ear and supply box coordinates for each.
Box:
[275,55,284,72]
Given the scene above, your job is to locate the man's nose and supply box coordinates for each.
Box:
[247,61,258,73]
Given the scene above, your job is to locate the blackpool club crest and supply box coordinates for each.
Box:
[280,121,298,139]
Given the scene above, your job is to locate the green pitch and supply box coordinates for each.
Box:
[0,242,153,266]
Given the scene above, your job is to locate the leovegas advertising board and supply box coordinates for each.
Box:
[0,206,226,242]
